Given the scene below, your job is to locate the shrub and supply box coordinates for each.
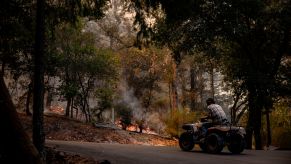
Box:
[115,103,132,130]
[269,101,291,149]
[163,108,198,138]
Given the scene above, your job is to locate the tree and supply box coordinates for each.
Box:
[35,0,110,157]
[130,0,291,150]
[0,0,35,116]
[120,46,174,131]
[33,0,46,158]
[96,0,136,50]
[177,53,222,112]
[51,21,119,122]
[270,99,291,149]
[39,2,110,155]
[94,87,114,122]
[0,73,41,163]
[0,0,109,160]
[0,0,41,162]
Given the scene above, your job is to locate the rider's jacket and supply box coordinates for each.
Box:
[207,104,229,125]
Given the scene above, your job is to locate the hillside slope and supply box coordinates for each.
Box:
[18,112,177,163]
[19,113,177,146]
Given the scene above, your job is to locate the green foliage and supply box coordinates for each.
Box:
[91,87,115,122]
[45,0,109,26]
[95,87,114,111]
[50,20,120,121]
[122,46,171,108]
[52,20,95,92]
[269,100,291,149]
[84,49,120,80]
[132,0,291,149]
[0,0,34,76]
[52,20,119,85]
[1,0,109,75]
[0,0,109,160]
[151,98,169,110]
[60,81,79,99]
[276,57,291,97]
[132,0,291,99]
[163,109,198,138]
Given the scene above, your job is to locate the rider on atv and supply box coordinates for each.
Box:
[179,98,246,154]
[200,98,230,136]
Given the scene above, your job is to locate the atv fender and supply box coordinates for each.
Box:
[182,124,197,132]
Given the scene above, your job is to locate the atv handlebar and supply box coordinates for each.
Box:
[200,117,209,122]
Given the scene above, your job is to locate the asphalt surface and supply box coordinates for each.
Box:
[46,140,291,164]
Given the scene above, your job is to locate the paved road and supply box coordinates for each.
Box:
[46,140,291,164]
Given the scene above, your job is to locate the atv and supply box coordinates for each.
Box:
[179,118,246,154]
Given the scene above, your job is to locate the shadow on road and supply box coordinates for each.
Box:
[184,149,248,156]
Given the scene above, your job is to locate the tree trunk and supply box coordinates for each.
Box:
[0,75,41,163]
[246,84,255,149]
[45,87,52,108]
[190,68,196,111]
[246,109,254,149]
[246,83,263,150]
[254,92,264,150]
[65,98,71,117]
[231,92,240,124]
[26,82,33,116]
[85,98,91,122]
[172,80,178,110]
[253,103,262,150]
[168,82,173,113]
[70,98,74,118]
[33,0,45,159]
[209,67,215,99]
[266,108,271,148]
[168,62,178,116]
[172,63,179,110]
[235,106,247,125]
[81,99,89,122]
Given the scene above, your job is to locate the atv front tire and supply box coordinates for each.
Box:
[206,133,224,154]
[179,132,194,151]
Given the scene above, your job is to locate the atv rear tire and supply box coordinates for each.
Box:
[179,132,194,151]
[206,133,224,154]
[227,134,245,154]
[199,143,207,152]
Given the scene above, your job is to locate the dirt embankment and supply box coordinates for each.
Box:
[18,112,177,163]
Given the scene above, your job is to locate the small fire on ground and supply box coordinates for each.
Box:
[116,120,158,135]
[45,108,158,135]
[47,105,64,114]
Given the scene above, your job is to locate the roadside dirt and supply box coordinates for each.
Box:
[18,112,177,163]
